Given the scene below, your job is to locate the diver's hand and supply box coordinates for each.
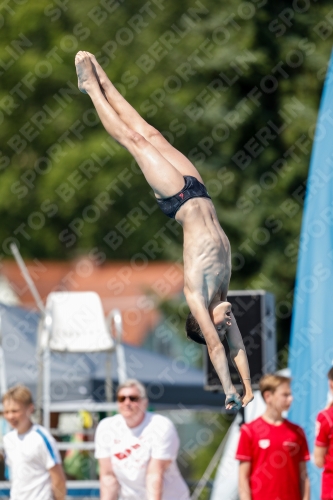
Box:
[242,391,254,408]
[225,393,242,410]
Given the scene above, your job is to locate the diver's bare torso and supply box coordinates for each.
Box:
[175,196,231,307]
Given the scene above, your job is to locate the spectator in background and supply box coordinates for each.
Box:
[314,366,333,500]
[2,385,66,500]
[95,378,190,500]
[236,374,310,500]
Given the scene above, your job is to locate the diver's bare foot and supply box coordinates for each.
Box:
[75,51,97,94]
[242,391,254,408]
[85,52,109,89]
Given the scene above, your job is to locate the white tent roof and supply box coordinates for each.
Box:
[0,275,19,307]
[0,303,226,409]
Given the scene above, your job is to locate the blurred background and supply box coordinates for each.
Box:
[0,0,333,495]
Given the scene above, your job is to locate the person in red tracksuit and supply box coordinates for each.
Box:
[314,366,333,500]
[236,373,310,500]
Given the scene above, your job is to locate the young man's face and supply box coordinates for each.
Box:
[3,398,33,430]
[265,382,293,413]
[210,301,232,336]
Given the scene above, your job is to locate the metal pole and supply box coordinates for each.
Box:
[43,347,50,430]
[116,345,127,384]
[9,243,45,313]
[107,309,127,383]
[36,318,45,424]
[105,356,113,403]
[0,315,7,397]
[190,417,236,500]
[10,243,46,422]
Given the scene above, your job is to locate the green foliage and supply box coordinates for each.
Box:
[0,0,332,350]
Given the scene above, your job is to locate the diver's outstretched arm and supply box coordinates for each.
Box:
[225,313,254,407]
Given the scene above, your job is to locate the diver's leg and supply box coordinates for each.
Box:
[86,52,204,183]
[75,51,185,198]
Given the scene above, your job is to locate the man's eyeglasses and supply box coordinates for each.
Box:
[117,395,141,403]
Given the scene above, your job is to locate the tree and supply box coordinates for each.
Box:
[0,0,332,351]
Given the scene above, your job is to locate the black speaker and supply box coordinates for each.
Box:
[204,291,276,391]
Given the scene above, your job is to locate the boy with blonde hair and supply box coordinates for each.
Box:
[2,385,66,500]
[236,374,310,500]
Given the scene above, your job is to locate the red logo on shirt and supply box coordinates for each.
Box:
[114,449,131,460]
[179,193,184,199]
[114,443,141,460]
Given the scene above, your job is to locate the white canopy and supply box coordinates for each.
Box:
[42,291,115,353]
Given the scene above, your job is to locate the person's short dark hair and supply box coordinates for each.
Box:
[328,367,333,381]
[185,312,206,345]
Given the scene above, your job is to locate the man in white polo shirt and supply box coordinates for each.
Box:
[2,385,66,500]
[95,378,190,500]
